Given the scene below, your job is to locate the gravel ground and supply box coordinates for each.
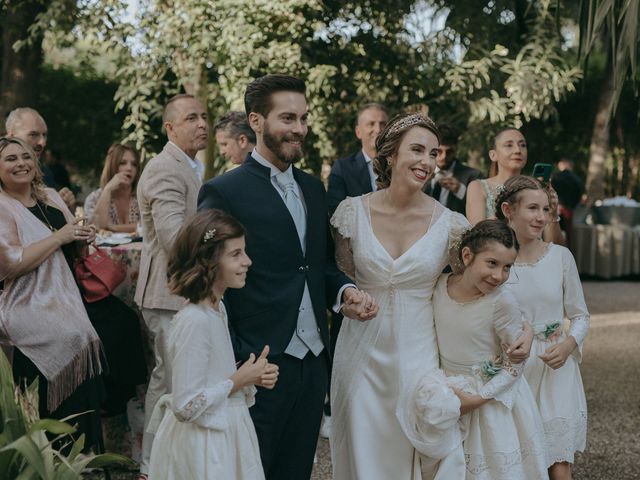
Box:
[91,280,640,480]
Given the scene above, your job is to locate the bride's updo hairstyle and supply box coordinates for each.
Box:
[456,219,519,270]
[167,209,246,304]
[373,112,440,189]
[494,175,550,221]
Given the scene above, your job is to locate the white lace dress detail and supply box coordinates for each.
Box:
[434,275,549,479]
[330,194,469,480]
[508,243,589,465]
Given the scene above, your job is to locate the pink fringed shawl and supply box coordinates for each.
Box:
[0,189,103,411]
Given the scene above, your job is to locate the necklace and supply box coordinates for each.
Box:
[34,201,57,232]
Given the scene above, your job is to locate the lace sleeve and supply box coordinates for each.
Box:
[447,211,470,273]
[170,310,233,423]
[561,246,590,360]
[330,198,356,278]
[478,290,526,409]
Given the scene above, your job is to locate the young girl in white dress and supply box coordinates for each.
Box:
[496,175,589,480]
[433,219,549,480]
[148,209,279,480]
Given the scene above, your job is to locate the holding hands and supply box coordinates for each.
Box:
[231,345,279,392]
[341,287,379,322]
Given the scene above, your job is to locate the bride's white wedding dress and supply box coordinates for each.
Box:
[330,194,467,480]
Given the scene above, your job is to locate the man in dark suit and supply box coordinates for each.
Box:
[198,74,377,480]
[423,124,482,216]
[327,103,388,215]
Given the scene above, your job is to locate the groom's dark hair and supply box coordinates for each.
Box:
[244,74,306,118]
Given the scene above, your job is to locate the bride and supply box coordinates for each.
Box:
[330,112,467,479]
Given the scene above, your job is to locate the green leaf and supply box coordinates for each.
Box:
[28,420,76,437]
[0,436,47,478]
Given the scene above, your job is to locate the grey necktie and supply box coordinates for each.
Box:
[274,171,306,251]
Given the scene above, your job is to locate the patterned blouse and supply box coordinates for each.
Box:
[84,188,140,226]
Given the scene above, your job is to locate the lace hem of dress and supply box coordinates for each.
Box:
[465,424,547,478]
[543,411,588,464]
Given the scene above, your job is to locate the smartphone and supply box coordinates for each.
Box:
[531,163,552,183]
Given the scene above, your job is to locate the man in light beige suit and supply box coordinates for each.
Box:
[135,94,208,479]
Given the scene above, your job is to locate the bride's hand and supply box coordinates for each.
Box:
[341,287,378,322]
[452,388,487,415]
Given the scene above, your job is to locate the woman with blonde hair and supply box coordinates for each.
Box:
[0,136,104,449]
[84,143,141,232]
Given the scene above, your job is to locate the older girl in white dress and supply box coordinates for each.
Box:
[497,175,589,480]
[148,210,279,480]
[433,220,548,480]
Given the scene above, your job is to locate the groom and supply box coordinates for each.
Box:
[198,74,377,479]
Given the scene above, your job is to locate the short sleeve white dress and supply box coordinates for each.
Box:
[148,301,264,480]
[330,194,468,480]
[433,274,549,479]
[507,243,589,465]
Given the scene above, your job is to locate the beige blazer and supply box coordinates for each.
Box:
[135,142,201,311]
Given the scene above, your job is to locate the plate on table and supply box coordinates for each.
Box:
[96,233,133,246]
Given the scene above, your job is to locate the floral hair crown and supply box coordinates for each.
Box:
[203,228,217,243]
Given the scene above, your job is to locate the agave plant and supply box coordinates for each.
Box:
[0,349,133,479]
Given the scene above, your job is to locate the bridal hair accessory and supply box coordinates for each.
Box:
[203,228,217,243]
[386,113,435,136]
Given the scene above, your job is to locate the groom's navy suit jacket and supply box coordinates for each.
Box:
[197,155,351,364]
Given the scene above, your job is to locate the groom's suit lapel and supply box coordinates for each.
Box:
[245,156,306,258]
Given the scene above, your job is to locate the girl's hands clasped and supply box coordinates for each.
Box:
[231,345,279,392]
[539,336,577,370]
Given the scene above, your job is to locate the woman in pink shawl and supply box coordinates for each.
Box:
[0,136,104,450]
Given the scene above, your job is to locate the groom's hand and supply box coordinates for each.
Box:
[341,287,378,322]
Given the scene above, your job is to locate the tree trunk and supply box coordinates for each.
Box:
[0,1,45,133]
[585,70,615,202]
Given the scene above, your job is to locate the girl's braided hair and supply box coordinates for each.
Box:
[457,219,519,269]
[494,175,550,221]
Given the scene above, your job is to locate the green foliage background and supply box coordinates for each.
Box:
[6,0,638,197]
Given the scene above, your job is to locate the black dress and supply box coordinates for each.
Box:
[13,202,104,451]
[28,201,148,415]
[15,201,148,449]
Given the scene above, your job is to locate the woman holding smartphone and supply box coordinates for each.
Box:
[466,128,564,244]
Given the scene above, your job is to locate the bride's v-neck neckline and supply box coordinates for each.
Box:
[359,194,446,263]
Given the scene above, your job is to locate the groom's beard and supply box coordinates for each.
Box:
[263,124,305,165]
